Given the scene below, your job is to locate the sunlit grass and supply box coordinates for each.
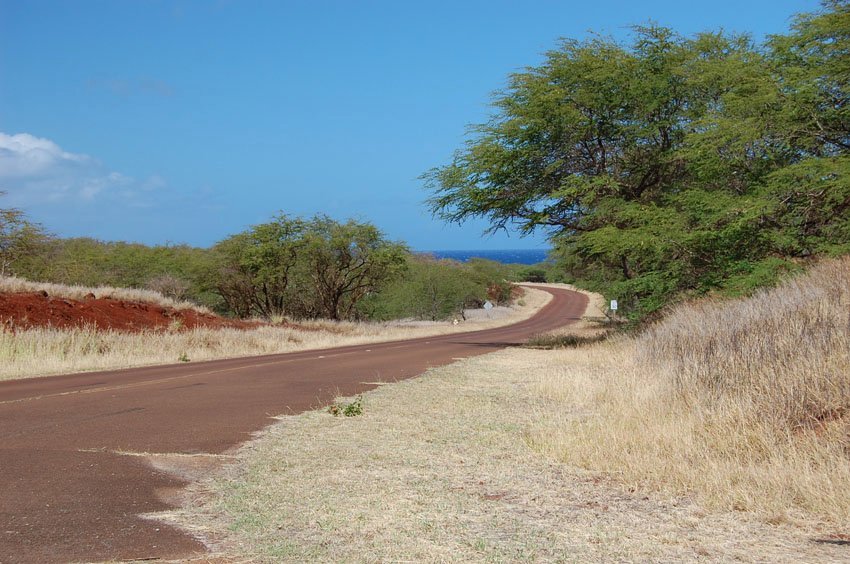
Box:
[531,257,850,522]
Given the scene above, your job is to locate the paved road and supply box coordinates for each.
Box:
[0,286,587,563]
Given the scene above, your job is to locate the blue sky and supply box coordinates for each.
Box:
[0,0,819,250]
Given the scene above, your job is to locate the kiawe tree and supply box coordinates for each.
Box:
[241,215,306,318]
[213,214,407,321]
[0,193,49,277]
[212,215,306,319]
[761,1,850,257]
[296,216,408,320]
[426,1,850,318]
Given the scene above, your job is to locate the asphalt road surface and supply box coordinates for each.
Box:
[0,286,588,563]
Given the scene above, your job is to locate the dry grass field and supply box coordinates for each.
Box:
[0,284,552,380]
[164,258,850,562]
[532,257,850,524]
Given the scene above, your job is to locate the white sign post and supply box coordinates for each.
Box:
[610,299,618,312]
[483,300,494,319]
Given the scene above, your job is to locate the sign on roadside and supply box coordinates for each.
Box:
[610,299,618,311]
[483,300,494,310]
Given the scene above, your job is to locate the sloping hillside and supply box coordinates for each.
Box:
[534,256,850,522]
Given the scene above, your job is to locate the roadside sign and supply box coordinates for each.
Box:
[610,299,618,311]
[483,300,494,310]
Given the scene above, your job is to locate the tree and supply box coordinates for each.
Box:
[210,215,407,321]
[760,1,850,257]
[296,216,407,320]
[426,26,706,235]
[212,215,306,319]
[425,3,850,318]
[767,0,850,157]
[240,215,306,318]
[0,193,49,277]
[211,233,256,318]
[415,259,479,319]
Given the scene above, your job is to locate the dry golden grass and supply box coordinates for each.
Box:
[0,286,551,381]
[0,275,210,313]
[165,350,847,562]
[531,256,850,524]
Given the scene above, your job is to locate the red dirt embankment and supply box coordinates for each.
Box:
[0,291,260,332]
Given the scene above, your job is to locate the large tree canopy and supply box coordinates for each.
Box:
[426,1,850,317]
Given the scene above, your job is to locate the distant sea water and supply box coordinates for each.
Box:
[423,249,551,265]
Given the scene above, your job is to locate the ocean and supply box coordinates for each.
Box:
[423,249,551,265]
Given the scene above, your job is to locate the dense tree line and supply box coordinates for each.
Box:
[426,1,850,318]
[0,199,521,321]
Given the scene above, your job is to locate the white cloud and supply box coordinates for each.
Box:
[0,132,165,206]
[0,132,90,178]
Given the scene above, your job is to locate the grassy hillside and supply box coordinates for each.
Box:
[533,256,850,522]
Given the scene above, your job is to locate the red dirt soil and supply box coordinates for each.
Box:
[0,291,262,333]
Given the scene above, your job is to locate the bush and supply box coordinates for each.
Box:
[486,281,517,306]
[359,255,484,321]
[146,274,190,301]
[518,267,547,283]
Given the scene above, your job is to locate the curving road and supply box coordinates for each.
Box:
[0,286,588,563]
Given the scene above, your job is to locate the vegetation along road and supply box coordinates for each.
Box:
[0,285,587,563]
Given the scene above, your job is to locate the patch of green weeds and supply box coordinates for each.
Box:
[328,395,364,417]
